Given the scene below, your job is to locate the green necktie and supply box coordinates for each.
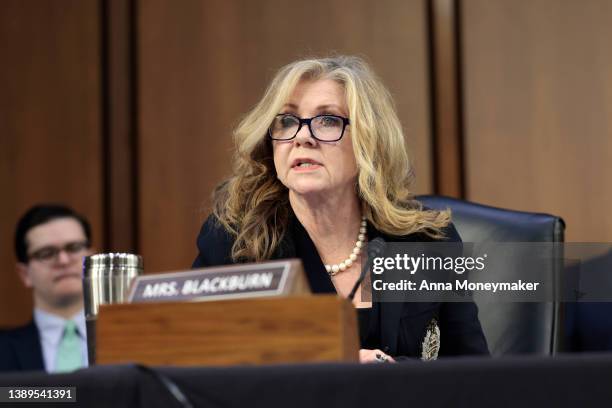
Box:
[55,320,82,373]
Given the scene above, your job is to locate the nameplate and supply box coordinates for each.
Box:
[128,259,309,303]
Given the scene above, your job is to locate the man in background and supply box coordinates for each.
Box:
[0,204,92,372]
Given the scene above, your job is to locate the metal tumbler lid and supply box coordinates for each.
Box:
[83,253,143,276]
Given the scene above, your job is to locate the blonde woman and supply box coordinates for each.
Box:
[193,56,488,362]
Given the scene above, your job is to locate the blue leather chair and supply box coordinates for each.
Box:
[417,195,565,356]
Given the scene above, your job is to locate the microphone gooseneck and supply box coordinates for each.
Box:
[347,237,386,301]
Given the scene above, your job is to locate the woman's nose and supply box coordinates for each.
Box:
[293,123,317,146]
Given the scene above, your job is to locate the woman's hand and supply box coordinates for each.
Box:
[359,349,396,364]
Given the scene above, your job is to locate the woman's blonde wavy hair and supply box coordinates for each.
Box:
[212,55,450,262]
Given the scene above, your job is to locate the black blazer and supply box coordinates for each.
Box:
[0,320,45,372]
[193,213,489,358]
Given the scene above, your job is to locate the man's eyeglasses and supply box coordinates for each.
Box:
[268,114,350,142]
[28,241,89,263]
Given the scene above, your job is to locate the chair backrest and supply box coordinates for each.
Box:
[417,195,565,356]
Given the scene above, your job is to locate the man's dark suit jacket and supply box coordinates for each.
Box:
[0,320,45,372]
[193,213,489,358]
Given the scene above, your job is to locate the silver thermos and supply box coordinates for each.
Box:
[82,253,143,364]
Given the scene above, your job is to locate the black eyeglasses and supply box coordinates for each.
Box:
[28,241,90,263]
[268,114,350,142]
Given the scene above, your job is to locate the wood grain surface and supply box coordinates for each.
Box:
[96,295,359,366]
[462,0,612,241]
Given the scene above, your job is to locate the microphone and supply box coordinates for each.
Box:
[348,237,386,301]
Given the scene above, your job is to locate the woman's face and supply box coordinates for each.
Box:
[272,78,358,199]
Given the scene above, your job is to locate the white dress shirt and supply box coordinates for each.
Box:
[33,308,89,372]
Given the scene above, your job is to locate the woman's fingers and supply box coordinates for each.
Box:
[359,349,396,364]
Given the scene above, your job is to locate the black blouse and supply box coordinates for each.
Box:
[357,308,376,349]
[192,212,490,358]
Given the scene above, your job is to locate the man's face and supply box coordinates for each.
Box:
[17,217,91,309]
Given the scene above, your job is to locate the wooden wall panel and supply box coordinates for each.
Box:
[430,0,464,197]
[0,1,104,327]
[137,0,433,272]
[103,0,138,253]
[462,0,612,241]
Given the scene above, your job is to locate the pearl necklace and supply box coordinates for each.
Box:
[325,216,367,276]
